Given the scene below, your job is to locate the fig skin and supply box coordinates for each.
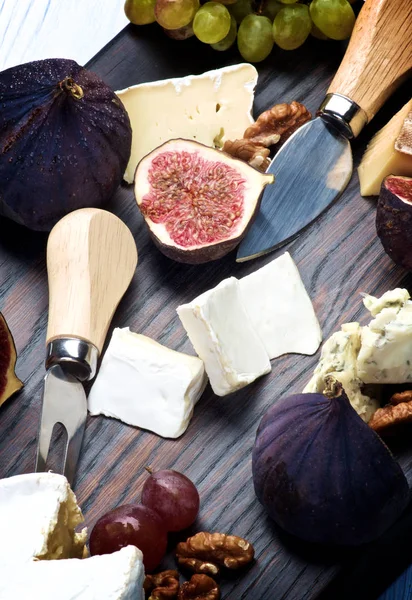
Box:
[376,175,412,271]
[0,59,132,231]
[252,380,409,546]
[0,312,23,407]
[134,139,274,264]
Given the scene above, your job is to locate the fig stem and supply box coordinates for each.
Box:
[323,376,344,399]
[144,466,153,475]
[59,77,84,100]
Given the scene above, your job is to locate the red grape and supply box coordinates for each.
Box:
[89,504,167,572]
[141,469,200,532]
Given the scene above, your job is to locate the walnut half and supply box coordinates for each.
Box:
[178,575,220,600]
[144,570,180,600]
[223,101,311,172]
[369,390,412,433]
[176,532,254,577]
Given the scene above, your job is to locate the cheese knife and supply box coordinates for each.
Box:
[237,0,412,262]
[35,208,138,485]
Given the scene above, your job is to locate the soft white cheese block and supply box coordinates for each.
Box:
[0,472,86,565]
[0,546,144,600]
[357,288,412,384]
[238,252,322,359]
[116,63,258,183]
[177,277,271,397]
[88,328,207,438]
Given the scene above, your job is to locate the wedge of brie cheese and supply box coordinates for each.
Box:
[0,472,86,565]
[0,546,144,600]
[357,289,412,384]
[116,63,258,183]
[88,328,207,438]
[177,277,271,396]
[239,252,322,359]
[304,322,379,422]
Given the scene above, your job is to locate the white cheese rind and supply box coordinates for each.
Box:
[238,252,322,359]
[0,472,86,565]
[0,546,145,600]
[304,322,379,422]
[116,63,258,183]
[88,328,207,438]
[177,277,271,396]
[357,289,412,384]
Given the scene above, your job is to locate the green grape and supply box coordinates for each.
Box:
[228,0,253,24]
[310,22,328,40]
[278,0,299,3]
[124,0,157,24]
[237,14,274,62]
[261,0,283,21]
[193,2,231,44]
[273,4,311,50]
[163,22,194,38]
[211,15,237,50]
[214,0,238,5]
[155,0,199,29]
[310,0,356,41]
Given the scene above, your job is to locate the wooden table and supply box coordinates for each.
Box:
[0,2,411,599]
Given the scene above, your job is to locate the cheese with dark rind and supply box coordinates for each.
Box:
[358,99,412,196]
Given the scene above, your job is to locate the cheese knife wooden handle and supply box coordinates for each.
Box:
[328,0,412,122]
[46,208,138,355]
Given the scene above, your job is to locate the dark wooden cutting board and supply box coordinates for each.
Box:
[1,19,412,600]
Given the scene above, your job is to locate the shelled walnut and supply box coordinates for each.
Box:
[223,101,311,172]
[176,532,254,577]
[369,390,412,432]
[178,575,220,600]
[144,570,180,600]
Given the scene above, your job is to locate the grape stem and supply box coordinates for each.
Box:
[252,0,266,15]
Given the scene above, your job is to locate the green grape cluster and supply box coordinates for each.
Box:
[124,0,357,63]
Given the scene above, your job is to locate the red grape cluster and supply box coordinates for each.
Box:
[90,469,200,572]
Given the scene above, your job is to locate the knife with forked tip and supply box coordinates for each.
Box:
[237,0,412,262]
[35,208,138,485]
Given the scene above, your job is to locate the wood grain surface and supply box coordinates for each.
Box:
[328,0,412,122]
[1,21,412,600]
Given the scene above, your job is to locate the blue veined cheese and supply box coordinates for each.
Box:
[0,546,144,600]
[304,322,379,422]
[88,328,207,438]
[357,288,412,384]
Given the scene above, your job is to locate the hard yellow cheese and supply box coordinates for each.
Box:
[116,64,258,183]
[358,99,412,196]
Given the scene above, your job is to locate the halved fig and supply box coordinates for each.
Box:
[134,139,274,264]
[376,175,412,270]
[0,313,23,408]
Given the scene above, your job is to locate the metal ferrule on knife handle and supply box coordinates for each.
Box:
[46,338,99,382]
[318,94,368,139]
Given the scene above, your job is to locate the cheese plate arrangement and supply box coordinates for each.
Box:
[1,0,412,599]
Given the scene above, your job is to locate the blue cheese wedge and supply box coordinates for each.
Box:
[0,472,86,566]
[177,277,271,396]
[0,546,144,600]
[238,252,322,359]
[357,288,412,383]
[116,63,258,183]
[88,328,207,438]
[304,322,379,422]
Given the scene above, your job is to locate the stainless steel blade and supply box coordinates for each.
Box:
[236,118,353,262]
[35,364,87,485]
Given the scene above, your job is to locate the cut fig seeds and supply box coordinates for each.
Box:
[134,139,274,264]
[376,175,412,270]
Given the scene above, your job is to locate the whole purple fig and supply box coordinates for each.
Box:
[252,378,409,546]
